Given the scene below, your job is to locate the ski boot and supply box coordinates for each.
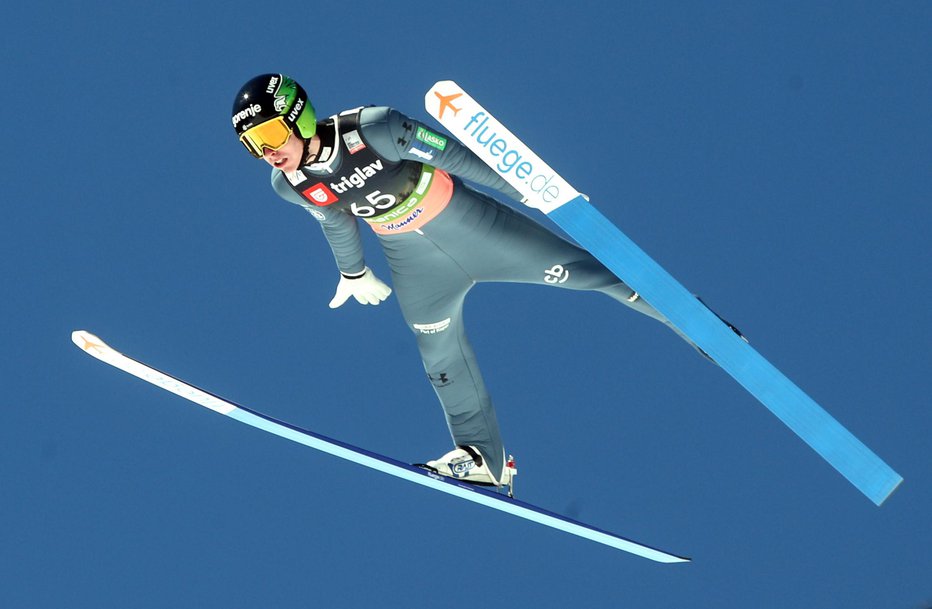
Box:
[417,446,518,497]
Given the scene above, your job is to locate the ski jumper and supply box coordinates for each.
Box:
[270,106,692,478]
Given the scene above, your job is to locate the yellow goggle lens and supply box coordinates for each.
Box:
[239,117,293,158]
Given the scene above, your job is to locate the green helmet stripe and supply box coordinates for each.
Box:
[295,103,317,138]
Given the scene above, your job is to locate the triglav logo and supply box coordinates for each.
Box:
[330,160,384,194]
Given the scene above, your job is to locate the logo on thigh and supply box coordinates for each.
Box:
[544,264,570,284]
[428,372,453,387]
[413,318,451,334]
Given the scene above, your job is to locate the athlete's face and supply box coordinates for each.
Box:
[262,131,305,173]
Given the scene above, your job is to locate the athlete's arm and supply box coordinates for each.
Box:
[270,170,366,275]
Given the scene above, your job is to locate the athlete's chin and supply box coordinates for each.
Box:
[268,157,299,173]
[279,158,301,173]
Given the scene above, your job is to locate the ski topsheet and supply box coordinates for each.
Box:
[72,331,689,563]
[424,81,902,506]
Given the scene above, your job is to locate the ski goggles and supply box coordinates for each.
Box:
[239,116,293,158]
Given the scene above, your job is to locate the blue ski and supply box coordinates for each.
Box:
[425,81,902,506]
[72,331,690,563]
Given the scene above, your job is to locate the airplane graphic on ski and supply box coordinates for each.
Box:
[433,90,462,119]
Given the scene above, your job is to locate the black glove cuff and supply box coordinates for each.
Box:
[341,269,367,280]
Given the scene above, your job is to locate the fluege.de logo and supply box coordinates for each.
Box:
[427,81,580,213]
[461,111,562,205]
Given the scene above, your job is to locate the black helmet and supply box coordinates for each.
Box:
[231,74,317,156]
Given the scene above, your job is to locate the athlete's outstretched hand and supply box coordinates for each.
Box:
[329,267,392,308]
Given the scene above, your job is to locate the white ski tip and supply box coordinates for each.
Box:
[72,330,109,356]
[425,81,464,119]
[72,330,95,348]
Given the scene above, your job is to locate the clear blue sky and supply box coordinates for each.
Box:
[3,1,930,607]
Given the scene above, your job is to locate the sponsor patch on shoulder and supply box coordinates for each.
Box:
[406,145,434,161]
[416,126,447,150]
[342,130,366,154]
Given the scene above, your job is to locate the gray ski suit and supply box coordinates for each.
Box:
[270,106,687,478]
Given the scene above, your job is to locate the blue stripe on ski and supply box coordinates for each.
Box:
[549,195,902,505]
[73,330,690,561]
[225,405,689,562]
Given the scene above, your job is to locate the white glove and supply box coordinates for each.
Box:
[328,267,392,308]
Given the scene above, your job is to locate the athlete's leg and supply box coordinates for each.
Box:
[425,184,700,349]
[379,232,506,477]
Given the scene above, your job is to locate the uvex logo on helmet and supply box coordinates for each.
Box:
[288,97,305,122]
